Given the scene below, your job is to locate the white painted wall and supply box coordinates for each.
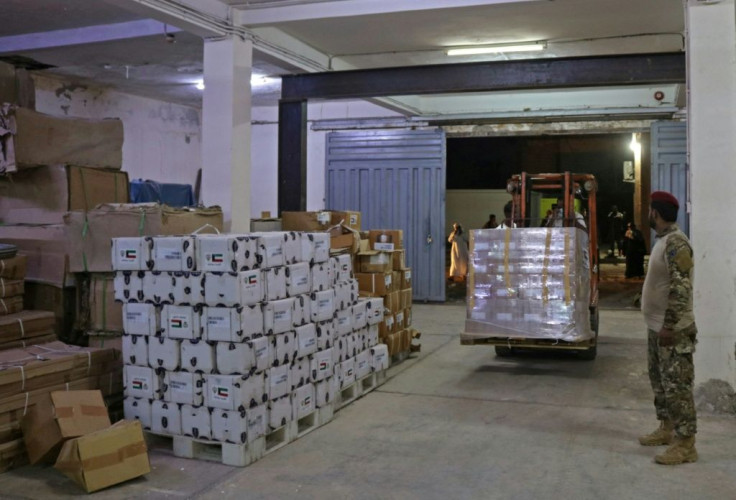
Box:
[446,189,511,236]
[33,74,202,187]
[687,0,736,387]
[250,100,402,215]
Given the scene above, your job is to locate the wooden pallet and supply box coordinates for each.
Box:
[290,408,320,440]
[146,432,265,467]
[264,423,292,456]
[336,369,386,411]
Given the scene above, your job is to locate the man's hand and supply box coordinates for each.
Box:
[658,328,675,347]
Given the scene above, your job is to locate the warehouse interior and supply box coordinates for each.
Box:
[0,0,735,497]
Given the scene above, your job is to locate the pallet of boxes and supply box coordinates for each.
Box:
[355,230,418,362]
[113,228,390,467]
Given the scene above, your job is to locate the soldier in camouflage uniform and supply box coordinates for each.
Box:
[639,191,698,465]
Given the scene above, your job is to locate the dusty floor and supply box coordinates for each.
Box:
[2,304,734,499]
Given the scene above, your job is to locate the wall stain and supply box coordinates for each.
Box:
[54,83,87,101]
[60,104,70,115]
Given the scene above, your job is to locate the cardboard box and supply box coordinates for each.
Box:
[395,310,406,330]
[355,272,392,296]
[310,290,335,323]
[334,308,352,337]
[151,400,181,435]
[378,316,395,339]
[400,328,411,352]
[216,341,255,375]
[88,274,123,333]
[400,288,412,311]
[1,105,124,174]
[0,309,55,343]
[286,262,311,297]
[292,293,312,327]
[122,335,148,367]
[339,358,356,388]
[271,331,297,367]
[150,236,196,272]
[148,336,181,371]
[0,61,34,108]
[405,308,413,328]
[114,271,143,303]
[310,348,333,382]
[124,365,161,400]
[263,298,295,335]
[291,357,310,389]
[0,165,129,225]
[66,204,224,273]
[123,397,152,430]
[162,370,204,406]
[267,364,292,400]
[246,405,267,441]
[386,332,401,356]
[250,218,282,232]
[268,395,292,430]
[330,211,361,231]
[281,211,332,231]
[0,224,72,287]
[111,237,151,272]
[329,225,360,253]
[181,404,212,440]
[252,336,271,372]
[301,232,330,264]
[352,300,368,330]
[400,268,412,289]
[196,235,258,273]
[369,230,403,251]
[253,232,286,269]
[355,349,372,379]
[357,251,393,274]
[388,291,402,314]
[392,250,406,270]
[283,231,301,265]
[295,322,317,358]
[205,373,266,411]
[292,383,315,420]
[314,377,336,408]
[161,305,202,340]
[211,409,248,444]
[123,303,159,336]
[54,420,150,494]
[0,254,27,280]
[22,390,111,465]
[203,271,264,307]
[372,344,390,371]
[263,266,287,301]
[180,339,216,374]
[366,324,379,348]
[365,297,384,325]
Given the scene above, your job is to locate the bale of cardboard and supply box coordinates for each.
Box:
[21,390,111,464]
[54,419,150,493]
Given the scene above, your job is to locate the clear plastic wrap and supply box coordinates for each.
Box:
[465,227,593,342]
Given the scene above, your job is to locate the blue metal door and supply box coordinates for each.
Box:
[651,121,689,236]
[325,129,446,302]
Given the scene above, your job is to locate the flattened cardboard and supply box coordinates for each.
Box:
[0,254,27,280]
[55,420,150,494]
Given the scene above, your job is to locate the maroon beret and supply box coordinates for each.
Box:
[650,191,679,209]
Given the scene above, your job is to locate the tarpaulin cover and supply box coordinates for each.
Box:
[130,179,194,208]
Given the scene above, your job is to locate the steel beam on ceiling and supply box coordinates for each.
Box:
[281,52,685,100]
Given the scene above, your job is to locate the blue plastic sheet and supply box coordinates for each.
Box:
[130,179,195,207]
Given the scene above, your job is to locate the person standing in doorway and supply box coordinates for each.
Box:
[448,222,469,281]
[639,191,698,465]
[625,222,646,278]
[607,205,624,256]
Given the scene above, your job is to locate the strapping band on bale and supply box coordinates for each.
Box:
[0,299,7,314]
[80,441,147,471]
[81,216,90,273]
[1,278,5,297]
[22,392,29,416]
[101,278,108,331]
[563,231,571,305]
[503,228,512,294]
[16,318,24,338]
[138,210,146,236]
[79,166,90,211]
[542,228,552,305]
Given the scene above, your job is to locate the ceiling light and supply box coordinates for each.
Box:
[447,41,547,56]
[195,79,205,90]
[251,74,273,86]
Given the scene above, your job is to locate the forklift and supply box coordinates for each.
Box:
[461,171,600,360]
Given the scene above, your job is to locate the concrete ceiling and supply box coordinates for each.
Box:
[0,0,685,115]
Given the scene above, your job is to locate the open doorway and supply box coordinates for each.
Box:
[445,132,651,308]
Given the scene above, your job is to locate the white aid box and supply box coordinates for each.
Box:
[271,332,297,367]
[316,320,336,343]
[122,334,148,367]
[203,306,241,342]
[124,397,152,430]
[211,409,248,444]
[111,237,151,271]
[180,339,217,373]
[246,405,267,441]
[263,266,287,301]
[240,304,265,339]
[151,400,182,435]
[333,254,353,283]
[295,323,317,358]
[204,271,264,307]
[292,383,315,420]
[352,300,368,330]
[114,271,144,303]
[310,290,335,322]
[310,348,333,382]
[268,395,292,430]
[314,377,336,408]
[173,271,205,305]
[365,297,384,325]
[283,231,301,265]
[312,233,330,263]
[335,336,348,364]
[334,281,352,311]
[267,364,292,400]
[148,336,181,371]
[252,336,271,372]
[163,370,204,406]
[196,235,258,273]
[339,358,356,388]
[216,341,256,375]
[161,305,202,340]
[335,309,352,337]
[151,236,196,272]
[300,233,315,264]
[355,349,372,379]
[371,344,390,371]
[124,365,160,399]
[181,404,212,440]
[205,373,267,411]
[355,328,368,352]
[141,272,176,305]
[263,298,295,335]
[317,329,333,351]
[366,324,379,348]
[123,303,159,336]
[310,263,331,292]
[291,357,310,389]
[346,333,359,359]
[253,232,286,269]
[292,294,311,327]
[285,262,311,297]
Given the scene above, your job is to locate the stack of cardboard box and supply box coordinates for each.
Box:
[113,231,389,452]
[0,342,122,472]
[355,230,417,358]
[0,253,57,350]
[0,85,127,341]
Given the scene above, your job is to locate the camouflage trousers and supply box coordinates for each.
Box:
[647,324,698,437]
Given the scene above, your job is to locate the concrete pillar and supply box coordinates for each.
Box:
[201,36,252,232]
[687,0,736,386]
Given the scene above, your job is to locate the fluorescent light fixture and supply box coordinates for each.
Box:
[195,79,205,90]
[630,133,641,154]
[251,74,274,86]
[447,41,546,56]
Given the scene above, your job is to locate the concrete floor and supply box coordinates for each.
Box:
[3,305,735,499]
